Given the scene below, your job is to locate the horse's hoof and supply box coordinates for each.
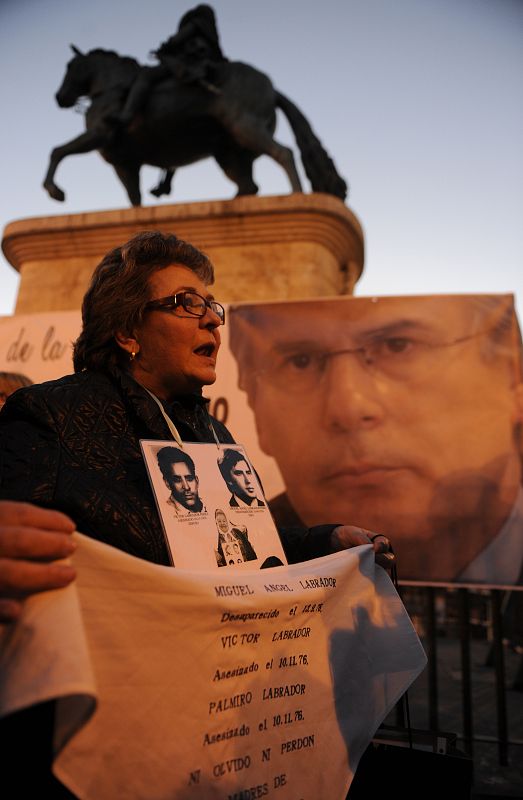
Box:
[44,183,65,202]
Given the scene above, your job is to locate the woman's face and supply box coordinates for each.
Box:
[126,264,222,400]
[215,511,228,533]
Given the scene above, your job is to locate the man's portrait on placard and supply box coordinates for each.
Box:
[229,294,523,584]
[217,447,265,508]
[156,445,206,515]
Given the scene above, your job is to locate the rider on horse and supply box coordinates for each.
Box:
[45,8,348,206]
[113,4,228,127]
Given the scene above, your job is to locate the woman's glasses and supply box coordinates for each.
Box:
[145,291,225,324]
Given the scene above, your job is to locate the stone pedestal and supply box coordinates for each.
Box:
[1,193,364,313]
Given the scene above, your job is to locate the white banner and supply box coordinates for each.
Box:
[0,535,425,800]
[0,310,80,384]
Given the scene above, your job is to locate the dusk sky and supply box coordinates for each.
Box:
[1,0,522,319]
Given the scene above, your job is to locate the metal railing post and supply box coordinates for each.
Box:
[457,588,474,757]
[425,586,439,731]
[491,590,509,766]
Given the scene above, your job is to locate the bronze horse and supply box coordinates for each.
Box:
[43,46,347,206]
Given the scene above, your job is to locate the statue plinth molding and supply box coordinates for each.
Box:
[2,193,364,313]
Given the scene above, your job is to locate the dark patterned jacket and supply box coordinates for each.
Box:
[0,367,335,564]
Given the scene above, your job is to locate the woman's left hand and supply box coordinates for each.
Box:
[330,525,395,569]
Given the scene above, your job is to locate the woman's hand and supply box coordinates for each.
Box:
[330,525,395,569]
[0,501,77,623]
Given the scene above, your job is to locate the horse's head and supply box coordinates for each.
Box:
[55,45,92,108]
[55,45,139,108]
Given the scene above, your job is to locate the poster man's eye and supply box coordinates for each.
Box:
[286,353,314,370]
[381,337,415,356]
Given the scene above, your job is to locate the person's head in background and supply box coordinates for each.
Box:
[230,294,523,580]
[0,372,33,411]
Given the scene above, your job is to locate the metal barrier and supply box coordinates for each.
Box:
[396,582,523,768]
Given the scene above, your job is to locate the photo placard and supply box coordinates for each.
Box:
[141,440,288,570]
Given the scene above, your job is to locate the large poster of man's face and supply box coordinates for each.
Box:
[1,299,522,584]
[228,294,523,584]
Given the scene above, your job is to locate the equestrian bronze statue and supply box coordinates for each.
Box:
[43,5,347,206]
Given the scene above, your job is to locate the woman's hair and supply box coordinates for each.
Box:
[73,230,214,373]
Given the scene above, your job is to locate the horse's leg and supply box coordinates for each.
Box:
[112,162,142,206]
[43,129,107,202]
[216,111,302,193]
[215,150,258,196]
[150,168,175,198]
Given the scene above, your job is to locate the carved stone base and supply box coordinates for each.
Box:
[1,194,364,313]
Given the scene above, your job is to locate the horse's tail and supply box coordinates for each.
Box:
[276,92,348,200]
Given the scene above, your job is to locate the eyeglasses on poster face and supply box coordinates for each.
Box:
[258,329,495,392]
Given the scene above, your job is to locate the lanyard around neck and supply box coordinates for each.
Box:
[142,385,221,449]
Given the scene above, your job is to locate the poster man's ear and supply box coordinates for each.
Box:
[515,383,523,423]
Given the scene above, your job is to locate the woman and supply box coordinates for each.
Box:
[0,231,392,618]
[0,230,393,797]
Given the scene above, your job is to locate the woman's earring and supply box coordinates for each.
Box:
[130,350,136,362]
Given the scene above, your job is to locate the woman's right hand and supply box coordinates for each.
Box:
[0,501,77,623]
